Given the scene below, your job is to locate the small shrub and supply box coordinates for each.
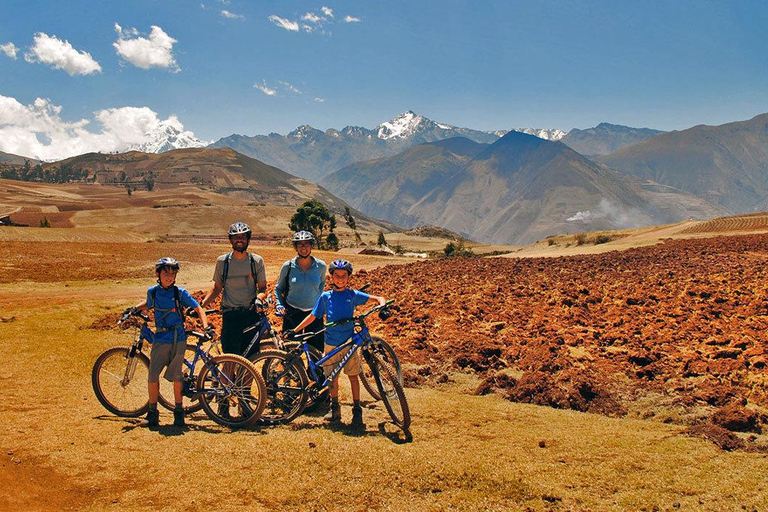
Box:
[594,234,612,245]
[575,233,587,246]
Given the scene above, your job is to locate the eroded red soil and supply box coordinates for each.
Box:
[360,234,768,426]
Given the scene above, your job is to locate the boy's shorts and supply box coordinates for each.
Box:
[148,341,187,382]
[322,343,362,377]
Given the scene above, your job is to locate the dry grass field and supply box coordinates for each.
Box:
[2,220,768,510]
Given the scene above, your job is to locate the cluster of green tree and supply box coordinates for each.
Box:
[0,161,89,183]
[289,199,339,250]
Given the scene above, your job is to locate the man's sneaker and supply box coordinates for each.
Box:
[173,407,185,428]
[146,409,159,427]
[324,402,341,423]
[351,406,364,430]
[217,403,231,421]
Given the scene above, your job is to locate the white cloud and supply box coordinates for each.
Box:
[1,42,18,59]
[0,93,204,161]
[278,81,301,94]
[221,10,245,20]
[321,7,333,17]
[344,15,361,23]
[24,33,101,75]
[268,15,300,32]
[254,81,277,96]
[314,97,325,103]
[113,23,180,71]
[302,12,323,23]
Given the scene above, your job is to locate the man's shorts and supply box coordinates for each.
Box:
[149,341,187,382]
[322,343,362,377]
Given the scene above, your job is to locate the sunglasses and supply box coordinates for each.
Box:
[296,242,313,248]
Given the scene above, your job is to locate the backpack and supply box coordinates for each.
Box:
[149,285,185,325]
[222,252,259,296]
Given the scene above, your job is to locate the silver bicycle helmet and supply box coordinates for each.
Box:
[155,257,180,273]
[228,221,252,238]
[291,230,315,246]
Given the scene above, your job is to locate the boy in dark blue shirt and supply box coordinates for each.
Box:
[126,257,210,428]
[289,259,385,429]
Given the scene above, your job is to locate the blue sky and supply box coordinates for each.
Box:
[0,0,766,160]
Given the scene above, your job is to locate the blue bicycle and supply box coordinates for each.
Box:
[91,310,267,428]
[249,300,411,430]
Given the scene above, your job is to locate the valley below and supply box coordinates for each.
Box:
[1,220,767,510]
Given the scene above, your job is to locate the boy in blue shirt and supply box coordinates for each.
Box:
[125,257,210,428]
[288,259,385,429]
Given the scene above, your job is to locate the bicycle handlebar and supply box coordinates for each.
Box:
[324,299,395,328]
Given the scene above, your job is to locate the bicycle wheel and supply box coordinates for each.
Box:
[158,343,203,414]
[91,347,150,417]
[282,342,328,410]
[196,354,266,428]
[365,350,411,430]
[361,336,402,401]
[248,349,308,425]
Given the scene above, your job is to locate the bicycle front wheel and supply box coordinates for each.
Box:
[196,354,266,428]
[361,336,403,401]
[158,343,203,414]
[91,347,150,417]
[365,350,411,430]
[249,349,308,425]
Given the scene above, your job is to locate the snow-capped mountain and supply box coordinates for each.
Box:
[510,128,567,141]
[128,117,209,154]
[209,110,564,181]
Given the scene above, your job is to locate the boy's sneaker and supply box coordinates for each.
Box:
[217,403,231,420]
[351,406,364,430]
[173,407,185,428]
[324,402,341,423]
[146,409,159,427]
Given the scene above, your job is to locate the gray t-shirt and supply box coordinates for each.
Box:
[213,252,267,309]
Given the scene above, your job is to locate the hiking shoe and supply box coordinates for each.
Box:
[146,409,159,428]
[173,407,185,428]
[324,403,341,423]
[351,406,364,430]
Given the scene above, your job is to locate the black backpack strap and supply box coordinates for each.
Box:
[250,253,259,296]
[173,285,185,323]
[222,252,232,283]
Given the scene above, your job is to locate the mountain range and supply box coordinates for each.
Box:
[560,123,665,156]
[322,133,726,244]
[599,113,768,213]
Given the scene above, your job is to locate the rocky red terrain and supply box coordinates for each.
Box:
[359,234,768,432]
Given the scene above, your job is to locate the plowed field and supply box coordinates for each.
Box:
[359,234,768,426]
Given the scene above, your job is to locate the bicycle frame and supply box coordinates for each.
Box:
[296,324,373,390]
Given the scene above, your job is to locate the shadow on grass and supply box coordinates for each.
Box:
[94,413,266,435]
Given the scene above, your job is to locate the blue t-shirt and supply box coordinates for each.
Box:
[146,285,199,344]
[311,289,370,346]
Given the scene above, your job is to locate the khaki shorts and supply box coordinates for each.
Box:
[322,343,362,377]
[149,341,187,382]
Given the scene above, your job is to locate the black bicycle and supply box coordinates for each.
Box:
[92,310,267,428]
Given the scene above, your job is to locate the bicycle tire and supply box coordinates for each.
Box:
[366,350,411,430]
[91,346,151,417]
[158,343,203,414]
[282,342,328,410]
[248,349,309,425]
[361,336,402,401]
[196,354,266,428]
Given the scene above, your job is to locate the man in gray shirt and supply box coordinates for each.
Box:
[202,222,267,356]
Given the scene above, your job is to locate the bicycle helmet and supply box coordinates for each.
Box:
[329,259,353,275]
[228,221,252,239]
[291,230,315,246]
[155,257,180,273]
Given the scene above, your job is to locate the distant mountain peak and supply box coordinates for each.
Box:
[128,116,209,154]
[377,110,433,140]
